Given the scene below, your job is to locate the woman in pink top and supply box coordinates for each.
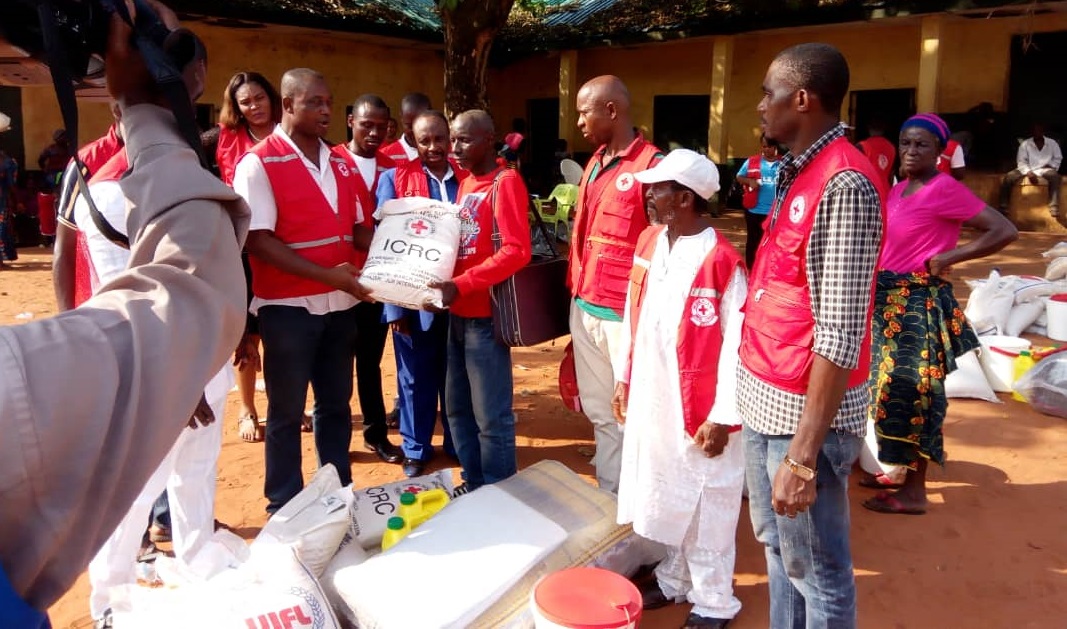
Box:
[863,114,1017,516]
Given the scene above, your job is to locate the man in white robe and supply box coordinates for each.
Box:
[611,149,747,629]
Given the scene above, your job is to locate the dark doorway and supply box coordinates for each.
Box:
[526,97,559,196]
[849,88,915,145]
[1009,31,1067,146]
[653,95,710,154]
[0,87,24,169]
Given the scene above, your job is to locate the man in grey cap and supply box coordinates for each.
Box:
[610,149,748,629]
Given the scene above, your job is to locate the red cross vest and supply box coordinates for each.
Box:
[858,135,896,188]
[626,225,744,437]
[569,138,660,313]
[248,134,361,300]
[740,136,887,395]
[215,124,259,187]
[937,139,961,175]
[349,150,397,267]
[393,158,467,201]
[379,140,412,164]
[73,149,130,307]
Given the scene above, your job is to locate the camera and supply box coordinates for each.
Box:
[0,0,121,81]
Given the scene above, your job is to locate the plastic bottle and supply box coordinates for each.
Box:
[381,516,411,551]
[1012,350,1035,401]
[398,488,451,529]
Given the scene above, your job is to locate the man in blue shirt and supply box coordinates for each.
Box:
[735,133,782,269]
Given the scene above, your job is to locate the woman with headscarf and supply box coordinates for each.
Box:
[863,114,1017,515]
[202,71,281,442]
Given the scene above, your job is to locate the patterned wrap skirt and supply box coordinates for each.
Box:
[868,270,980,468]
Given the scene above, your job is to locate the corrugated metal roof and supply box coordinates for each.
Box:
[360,0,440,31]
[539,0,621,27]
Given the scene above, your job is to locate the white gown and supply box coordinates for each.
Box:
[613,226,746,620]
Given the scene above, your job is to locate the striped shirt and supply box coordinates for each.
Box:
[737,123,883,436]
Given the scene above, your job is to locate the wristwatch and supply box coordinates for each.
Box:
[782,454,816,481]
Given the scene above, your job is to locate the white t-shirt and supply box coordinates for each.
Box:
[232,126,361,315]
[948,143,965,169]
[353,154,377,190]
[398,135,418,161]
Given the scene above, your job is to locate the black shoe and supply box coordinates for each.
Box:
[682,613,730,629]
[386,406,400,429]
[365,439,403,464]
[639,580,674,610]
[402,458,425,478]
[452,483,473,497]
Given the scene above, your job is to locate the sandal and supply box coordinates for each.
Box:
[862,491,926,515]
[238,414,263,443]
[858,472,904,490]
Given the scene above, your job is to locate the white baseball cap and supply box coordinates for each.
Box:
[0,112,10,133]
[634,148,720,199]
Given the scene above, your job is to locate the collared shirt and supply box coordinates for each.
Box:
[373,163,459,220]
[398,135,418,161]
[737,123,884,436]
[1016,137,1063,174]
[233,126,360,316]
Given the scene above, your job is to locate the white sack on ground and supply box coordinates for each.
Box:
[361,197,461,309]
[965,270,1015,336]
[945,350,999,402]
[252,464,351,578]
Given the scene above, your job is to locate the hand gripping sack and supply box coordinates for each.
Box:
[361,197,462,309]
[489,176,571,347]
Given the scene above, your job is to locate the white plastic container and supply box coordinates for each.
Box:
[978,335,1032,392]
[1047,294,1067,341]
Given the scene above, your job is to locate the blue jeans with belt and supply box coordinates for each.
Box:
[743,426,862,629]
[445,315,516,489]
[259,304,358,513]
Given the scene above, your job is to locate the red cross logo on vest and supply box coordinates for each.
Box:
[690,297,718,327]
[789,195,807,224]
[405,217,435,237]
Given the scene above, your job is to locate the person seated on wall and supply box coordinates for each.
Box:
[999,122,1062,217]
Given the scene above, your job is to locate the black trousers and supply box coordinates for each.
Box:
[354,301,389,444]
[744,209,768,270]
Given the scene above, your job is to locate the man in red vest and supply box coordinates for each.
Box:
[568,75,662,494]
[235,68,371,514]
[343,93,404,466]
[379,92,431,163]
[857,118,895,188]
[427,109,531,491]
[611,149,747,629]
[739,44,885,628]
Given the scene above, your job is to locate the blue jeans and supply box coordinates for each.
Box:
[445,316,516,489]
[743,427,862,629]
[259,305,358,513]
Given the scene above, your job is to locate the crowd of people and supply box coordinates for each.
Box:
[0,2,1032,625]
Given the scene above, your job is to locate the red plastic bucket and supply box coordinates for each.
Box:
[531,567,642,628]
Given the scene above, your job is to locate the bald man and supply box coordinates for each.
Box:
[234,68,371,514]
[568,75,662,493]
[427,109,531,491]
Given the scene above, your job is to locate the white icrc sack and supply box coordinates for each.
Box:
[944,350,999,402]
[1041,241,1067,260]
[252,464,352,578]
[112,545,340,629]
[1013,275,1055,304]
[965,270,1015,336]
[361,197,462,309]
[1005,299,1048,337]
[349,468,456,550]
[1047,257,1067,282]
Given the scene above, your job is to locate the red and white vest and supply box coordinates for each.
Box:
[379,139,412,164]
[393,158,467,201]
[740,136,887,395]
[741,156,761,209]
[626,225,744,437]
[248,134,362,300]
[73,149,130,307]
[569,138,661,313]
[858,135,896,187]
[349,150,396,267]
[937,139,961,175]
[216,124,259,187]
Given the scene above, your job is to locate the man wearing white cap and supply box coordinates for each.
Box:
[611,149,747,629]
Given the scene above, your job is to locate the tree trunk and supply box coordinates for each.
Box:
[440,0,517,118]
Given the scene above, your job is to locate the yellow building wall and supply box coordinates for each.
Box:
[725,21,922,158]
[939,12,1067,113]
[487,52,559,131]
[21,23,444,163]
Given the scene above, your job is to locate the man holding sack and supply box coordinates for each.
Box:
[427,110,531,492]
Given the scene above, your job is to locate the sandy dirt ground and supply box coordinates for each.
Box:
[1,211,1065,628]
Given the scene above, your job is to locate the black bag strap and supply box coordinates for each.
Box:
[488,168,561,260]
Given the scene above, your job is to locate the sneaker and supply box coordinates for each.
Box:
[94,609,113,629]
[452,483,472,497]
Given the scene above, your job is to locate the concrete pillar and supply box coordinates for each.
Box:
[708,36,734,164]
[559,49,579,151]
[917,15,943,113]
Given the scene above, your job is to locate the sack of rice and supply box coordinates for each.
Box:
[349,469,456,550]
[361,197,461,309]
